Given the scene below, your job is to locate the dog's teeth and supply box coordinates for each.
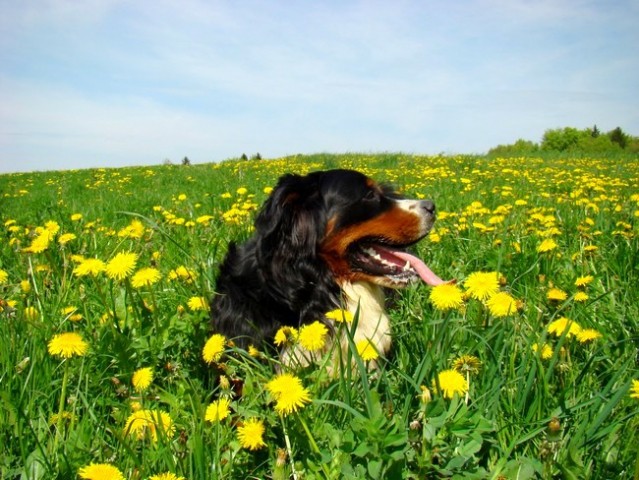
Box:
[403,261,411,271]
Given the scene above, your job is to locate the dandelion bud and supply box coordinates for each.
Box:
[419,385,432,405]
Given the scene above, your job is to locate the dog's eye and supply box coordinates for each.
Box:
[363,190,378,202]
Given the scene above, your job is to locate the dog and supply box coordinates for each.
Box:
[211,169,444,365]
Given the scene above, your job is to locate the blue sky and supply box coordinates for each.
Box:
[1,0,637,173]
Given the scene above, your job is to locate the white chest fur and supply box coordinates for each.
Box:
[341,281,392,355]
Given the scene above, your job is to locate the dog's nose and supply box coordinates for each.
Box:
[420,200,436,214]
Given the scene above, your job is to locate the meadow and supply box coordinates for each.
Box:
[0,153,638,479]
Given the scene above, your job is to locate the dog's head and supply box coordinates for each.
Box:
[254,169,443,289]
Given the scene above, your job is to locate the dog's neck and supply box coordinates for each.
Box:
[340,281,392,355]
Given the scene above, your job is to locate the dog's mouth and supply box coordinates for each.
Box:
[349,241,445,287]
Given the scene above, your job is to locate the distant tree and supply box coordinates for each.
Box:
[541,127,583,151]
[251,153,262,160]
[163,158,173,165]
[487,139,539,157]
[182,156,191,166]
[240,153,248,161]
[607,127,628,149]
[589,124,600,138]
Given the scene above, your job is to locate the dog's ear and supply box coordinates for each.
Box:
[255,172,324,260]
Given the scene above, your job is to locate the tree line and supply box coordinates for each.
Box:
[488,125,639,156]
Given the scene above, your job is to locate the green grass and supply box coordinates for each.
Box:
[1,153,638,479]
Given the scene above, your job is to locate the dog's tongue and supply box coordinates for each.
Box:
[390,250,446,286]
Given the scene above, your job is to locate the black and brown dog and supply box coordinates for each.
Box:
[211,169,444,362]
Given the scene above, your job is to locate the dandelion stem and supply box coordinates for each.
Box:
[281,416,299,480]
[298,415,331,477]
[53,360,70,452]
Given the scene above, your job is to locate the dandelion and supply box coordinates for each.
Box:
[266,373,311,416]
[547,288,568,301]
[131,267,162,288]
[20,279,31,293]
[78,463,125,480]
[325,308,354,323]
[548,317,582,338]
[237,418,267,451]
[298,321,328,351]
[73,258,106,277]
[433,369,468,399]
[577,329,602,343]
[48,332,89,358]
[168,265,198,283]
[429,283,464,311]
[48,410,75,427]
[451,354,482,375]
[105,252,138,280]
[248,345,260,357]
[203,334,226,364]
[532,343,554,360]
[356,339,379,361]
[71,213,83,221]
[132,367,154,392]
[188,296,209,312]
[274,326,299,346]
[236,187,248,195]
[58,233,76,245]
[575,275,594,287]
[24,229,53,253]
[149,474,185,480]
[485,292,519,317]
[574,291,589,302]
[537,239,558,253]
[0,269,8,284]
[463,272,500,301]
[205,397,232,423]
[630,380,639,400]
[124,409,175,442]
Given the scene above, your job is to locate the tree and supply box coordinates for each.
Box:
[607,127,628,149]
[541,127,583,151]
[182,157,191,166]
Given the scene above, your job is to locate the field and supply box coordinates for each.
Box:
[1,153,638,479]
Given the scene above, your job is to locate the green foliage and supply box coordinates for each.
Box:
[0,153,638,479]
[488,125,638,157]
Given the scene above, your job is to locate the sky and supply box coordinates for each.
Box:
[1,0,637,174]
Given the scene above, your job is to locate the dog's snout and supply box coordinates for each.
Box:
[420,200,436,214]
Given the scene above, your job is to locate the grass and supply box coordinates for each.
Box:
[1,153,638,479]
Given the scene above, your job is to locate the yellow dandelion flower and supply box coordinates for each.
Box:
[325,308,354,323]
[105,252,138,281]
[48,332,89,358]
[532,343,553,360]
[149,473,185,480]
[237,418,267,451]
[205,397,231,423]
[73,258,106,277]
[485,292,519,317]
[248,345,260,357]
[630,380,639,400]
[44,220,60,235]
[547,317,582,338]
[433,369,468,399]
[48,410,75,427]
[583,245,598,253]
[574,291,589,302]
[131,267,162,288]
[577,328,602,343]
[236,187,248,195]
[124,409,175,442]
[575,275,594,287]
[298,321,328,351]
[274,326,299,346]
[188,296,209,311]
[451,354,481,375]
[537,239,558,253]
[24,229,53,253]
[71,213,83,221]
[463,272,500,301]
[266,373,311,416]
[0,269,8,284]
[356,339,379,361]
[203,334,226,364]
[429,283,464,311]
[547,288,568,301]
[20,280,31,293]
[78,463,125,480]
[168,265,198,283]
[132,367,154,393]
[58,233,76,245]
